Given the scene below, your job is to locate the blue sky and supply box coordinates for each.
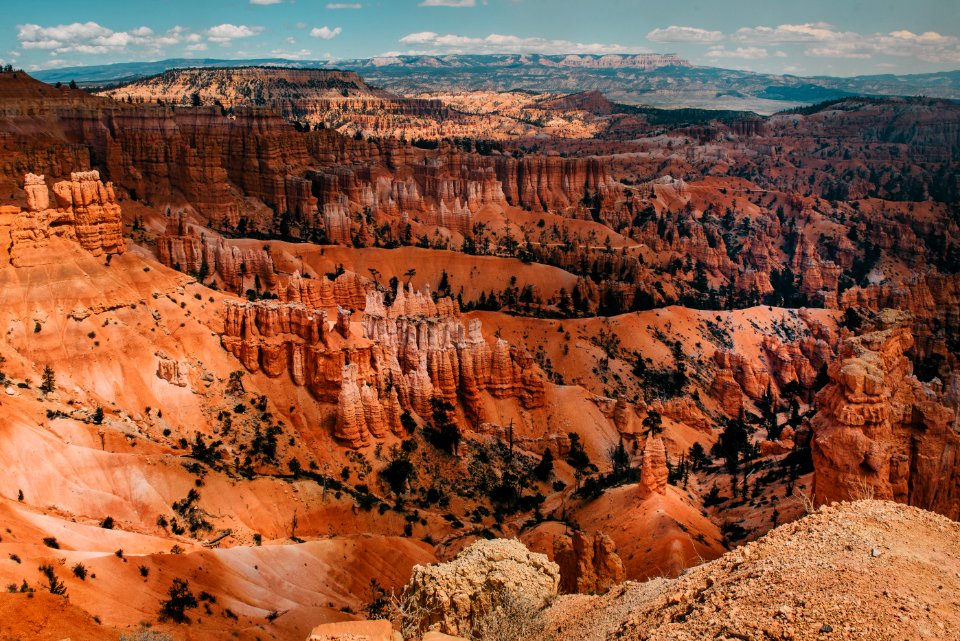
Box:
[3,0,959,76]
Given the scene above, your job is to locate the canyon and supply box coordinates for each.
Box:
[0,59,957,641]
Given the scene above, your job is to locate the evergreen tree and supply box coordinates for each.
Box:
[609,436,630,481]
[380,445,416,500]
[642,409,663,436]
[158,578,198,623]
[566,432,595,490]
[40,365,56,394]
[688,441,708,470]
[533,447,554,481]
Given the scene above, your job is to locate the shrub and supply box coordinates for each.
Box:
[364,579,390,620]
[38,564,67,596]
[41,537,60,549]
[472,592,545,641]
[72,563,88,580]
[158,578,198,623]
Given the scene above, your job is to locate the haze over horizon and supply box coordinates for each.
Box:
[2,0,959,78]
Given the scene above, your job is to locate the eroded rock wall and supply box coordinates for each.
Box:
[3,171,126,266]
[219,285,546,447]
[811,310,960,519]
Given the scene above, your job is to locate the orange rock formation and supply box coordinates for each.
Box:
[812,310,960,519]
[553,530,626,594]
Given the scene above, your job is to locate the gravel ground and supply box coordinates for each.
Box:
[540,500,960,641]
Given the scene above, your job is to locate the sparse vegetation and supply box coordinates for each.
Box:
[40,365,55,394]
[158,578,198,623]
[38,564,67,596]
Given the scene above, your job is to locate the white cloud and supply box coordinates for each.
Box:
[310,26,343,40]
[326,2,362,7]
[17,22,194,55]
[705,46,768,60]
[400,31,439,44]
[270,48,314,59]
[730,23,960,64]
[250,0,283,4]
[732,23,842,45]
[646,26,723,44]
[206,24,264,44]
[397,31,640,55]
[185,43,208,52]
[872,30,960,63]
[419,0,476,6]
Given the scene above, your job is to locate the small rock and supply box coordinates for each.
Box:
[819,624,834,633]
[871,548,881,557]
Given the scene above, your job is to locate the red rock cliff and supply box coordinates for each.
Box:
[811,310,960,519]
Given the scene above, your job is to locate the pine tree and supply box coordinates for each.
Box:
[642,409,663,436]
[158,578,198,623]
[40,365,56,394]
[610,437,630,481]
[533,448,554,481]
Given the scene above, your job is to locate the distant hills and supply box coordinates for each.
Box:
[32,54,960,114]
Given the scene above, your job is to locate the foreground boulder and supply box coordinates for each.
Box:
[399,538,560,638]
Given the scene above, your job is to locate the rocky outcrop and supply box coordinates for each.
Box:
[400,538,559,638]
[811,310,960,519]
[639,436,668,497]
[361,287,545,419]
[278,270,370,312]
[156,214,205,274]
[761,336,818,390]
[841,273,960,375]
[156,353,189,387]
[220,286,545,447]
[710,368,744,416]
[156,216,277,292]
[220,299,330,380]
[712,350,772,401]
[709,315,838,414]
[553,531,625,594]
[4,172,126,266]
[335,363,379,447]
